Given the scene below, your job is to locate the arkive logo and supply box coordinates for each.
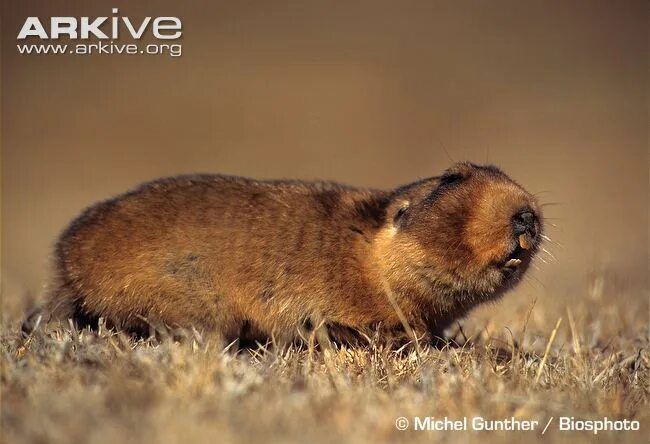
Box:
[16,8,183,57]
[17,8,182,40]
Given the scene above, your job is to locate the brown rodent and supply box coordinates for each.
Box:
[22,162,542,346]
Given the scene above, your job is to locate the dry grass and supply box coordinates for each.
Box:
[1,282,648,444]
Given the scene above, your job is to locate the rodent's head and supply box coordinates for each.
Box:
[381,162,542,298]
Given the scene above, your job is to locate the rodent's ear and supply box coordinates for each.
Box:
[436,163,473,188]
[438,172,464,187]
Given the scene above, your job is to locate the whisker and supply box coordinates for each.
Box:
[528,274,545,288]
[541,234,563,248]
[540,253,556,263]
[541,248,556,261]
[437,137,455,163]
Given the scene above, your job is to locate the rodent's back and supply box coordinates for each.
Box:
[54,175,396,339]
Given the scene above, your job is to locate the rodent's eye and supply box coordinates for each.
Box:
[438,173,464,187]
[393,203,410,226]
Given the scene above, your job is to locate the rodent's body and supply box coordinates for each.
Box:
[24,163,543,345]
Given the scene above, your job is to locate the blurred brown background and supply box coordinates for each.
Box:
[2,1,648,320]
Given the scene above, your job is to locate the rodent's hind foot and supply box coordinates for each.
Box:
[21,307,46,336]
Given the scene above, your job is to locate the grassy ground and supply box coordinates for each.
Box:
[1,282,648,444]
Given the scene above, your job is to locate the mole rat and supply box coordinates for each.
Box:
[23,162,543,346]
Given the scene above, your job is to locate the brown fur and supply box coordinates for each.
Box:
[23,162,542,345]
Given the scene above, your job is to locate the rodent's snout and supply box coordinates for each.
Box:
[511,208,540,251]
[512,209,538,236]
[498,208,541,278]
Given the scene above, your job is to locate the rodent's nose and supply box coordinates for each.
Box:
[512,210,537,237]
